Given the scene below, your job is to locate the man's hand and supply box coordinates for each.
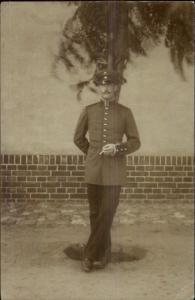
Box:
[99,144,116,156]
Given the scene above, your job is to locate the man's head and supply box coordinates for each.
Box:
[93,70,126,102]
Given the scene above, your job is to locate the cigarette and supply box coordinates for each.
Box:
[99,150,104,155]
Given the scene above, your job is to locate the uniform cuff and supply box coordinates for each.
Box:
[115,143,128,155]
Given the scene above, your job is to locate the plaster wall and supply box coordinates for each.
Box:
[1,2,194,155]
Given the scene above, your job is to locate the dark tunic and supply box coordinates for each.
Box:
[74,101,141,185]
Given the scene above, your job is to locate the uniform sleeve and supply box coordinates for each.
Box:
[73,107,89,154]
[115,108,141,156]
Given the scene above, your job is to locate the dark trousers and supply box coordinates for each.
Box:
[84,184,121,261]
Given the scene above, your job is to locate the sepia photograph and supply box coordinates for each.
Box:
[1,1,194,300]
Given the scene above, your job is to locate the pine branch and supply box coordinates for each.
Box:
[53,1,194,99]
[71,80,92,101]
[67,44,85,64]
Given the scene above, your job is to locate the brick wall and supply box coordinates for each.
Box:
[1,154,194,203]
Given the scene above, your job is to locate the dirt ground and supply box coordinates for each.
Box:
[1,207,194,300]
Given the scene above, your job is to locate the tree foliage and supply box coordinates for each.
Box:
[54,1,194,99]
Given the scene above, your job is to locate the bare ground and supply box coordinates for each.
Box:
[1,216,194,300]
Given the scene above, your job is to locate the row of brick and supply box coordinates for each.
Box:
[2,179,193,187]
[1,171,193,178]
[1,186,193,192]
[0,165,193,172]
[1,154,194,165]
[1,154,194,203]
[1,189,194,202]
[1,193,193,202]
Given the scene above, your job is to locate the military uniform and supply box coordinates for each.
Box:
[74,101,140,185]
[74,68,140,270]
[74,99,140,265]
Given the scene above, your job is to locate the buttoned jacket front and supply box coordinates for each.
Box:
[74,101,141,185]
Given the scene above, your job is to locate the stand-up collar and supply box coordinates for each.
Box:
[100,99,117,107]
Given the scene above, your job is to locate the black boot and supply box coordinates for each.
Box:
[82,258,93,272]
[93,247,111,269]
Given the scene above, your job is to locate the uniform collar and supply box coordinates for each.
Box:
[100,99,117,107]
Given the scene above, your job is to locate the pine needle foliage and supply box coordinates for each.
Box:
[54,1,194,99]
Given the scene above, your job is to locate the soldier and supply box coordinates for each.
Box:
[74,69,141,272]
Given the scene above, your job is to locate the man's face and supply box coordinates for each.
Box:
[98,83,120,101]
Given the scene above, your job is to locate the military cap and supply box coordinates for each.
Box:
[93,70,126,86]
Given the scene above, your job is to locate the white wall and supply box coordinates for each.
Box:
[1,2,194,155]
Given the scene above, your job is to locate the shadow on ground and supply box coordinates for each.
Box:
[64,243,147,262]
